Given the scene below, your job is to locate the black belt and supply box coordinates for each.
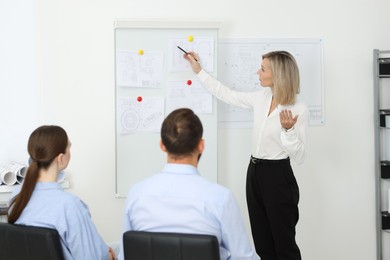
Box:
[250,155,289,164]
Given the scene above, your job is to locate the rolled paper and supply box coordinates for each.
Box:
[16,174,24,184]
[0,171,17,186]
[17,166,27,178]
[0,162,27,186]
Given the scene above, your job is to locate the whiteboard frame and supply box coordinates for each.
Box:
[114,20,221,29]
[114,20,221,198]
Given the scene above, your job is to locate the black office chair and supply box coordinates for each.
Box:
[0,222,64,260]
[123,231,220,260]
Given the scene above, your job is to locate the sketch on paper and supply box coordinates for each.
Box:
[166,80,212,114]
[169,37,214,73]
[117,97,164,134]
[116,50,164,88]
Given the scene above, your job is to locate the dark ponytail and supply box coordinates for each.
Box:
[8,125,68,223]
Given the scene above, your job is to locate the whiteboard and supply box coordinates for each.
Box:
[114,21,220,197]
[217,38,324,127]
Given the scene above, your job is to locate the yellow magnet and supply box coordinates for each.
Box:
[138,49,144,55]
[187,35,194,42]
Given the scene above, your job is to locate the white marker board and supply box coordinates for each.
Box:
[114,21,219,197]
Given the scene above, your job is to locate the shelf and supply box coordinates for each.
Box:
[380,111,390,127]
[0,179,70,194]
[0,185,19,193]
[374,50,390,259]
[0,203,8,216]
[383,211,390,230]
[379,58,390,77]
[381,162,390,178]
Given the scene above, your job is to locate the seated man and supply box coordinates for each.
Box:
[118,108,259,260]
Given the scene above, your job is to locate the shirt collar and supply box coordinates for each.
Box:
[161,163,199,175]
[35,182,63,190]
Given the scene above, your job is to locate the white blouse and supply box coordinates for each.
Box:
[197,70,309,164]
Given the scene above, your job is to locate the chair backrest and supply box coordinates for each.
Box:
[123,231,220,260]
[0,222,64,260]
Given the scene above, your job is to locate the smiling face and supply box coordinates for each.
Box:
[257,58,273,88]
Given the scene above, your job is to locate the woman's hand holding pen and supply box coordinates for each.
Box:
[183,51,202,74]
[279,109,298,131]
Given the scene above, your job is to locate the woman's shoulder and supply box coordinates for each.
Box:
[52,190,89,211]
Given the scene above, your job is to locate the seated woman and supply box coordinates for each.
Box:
[8,125,116,260]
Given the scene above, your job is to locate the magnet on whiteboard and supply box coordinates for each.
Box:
[137,96,142,102]
[187,35,194,42]
[138,49,144,55]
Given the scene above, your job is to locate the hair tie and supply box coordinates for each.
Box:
[29,157,39,164]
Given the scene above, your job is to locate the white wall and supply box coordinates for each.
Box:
[5,0,390,259]
[0,0,38,164]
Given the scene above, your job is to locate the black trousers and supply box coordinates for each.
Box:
[246,156,301,260]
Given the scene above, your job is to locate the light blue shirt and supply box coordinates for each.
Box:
[14,182,109,260]
[118,164,259,260]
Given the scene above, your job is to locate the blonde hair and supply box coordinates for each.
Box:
[262,51,300,105]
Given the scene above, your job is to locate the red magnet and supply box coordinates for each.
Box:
[187,80,192,86]
[137,96,142,102]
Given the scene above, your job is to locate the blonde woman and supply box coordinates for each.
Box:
[184,51,308,260]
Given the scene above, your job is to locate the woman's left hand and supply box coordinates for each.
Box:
[279,109,298,130]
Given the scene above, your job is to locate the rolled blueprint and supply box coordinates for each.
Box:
[0,170,17,186]
[0,162,27,186]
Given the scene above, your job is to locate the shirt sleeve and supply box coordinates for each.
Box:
[219,191,260,260]
[280,104,309,164]
[197,70,258,109]
[63,199,109,260]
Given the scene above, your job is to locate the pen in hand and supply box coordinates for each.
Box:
[177,46,198,62]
